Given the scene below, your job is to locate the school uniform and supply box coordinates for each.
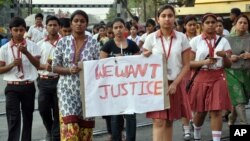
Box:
[143,30,191,120]
[27,25,47,43]
[0,39,41,141]
[37,36,60,140]
[127,35,141,46]
[189,34,232,112]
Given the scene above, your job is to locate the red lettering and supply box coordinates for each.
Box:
[99,85,111,99]
[136,64,148,77]
[127,64,148,78]
[120,83,128,96]
[95,64,113,80]
[129,82,138,95]
[146,81,154,95]
[154,81,163,95]
[111,85,120,97]
[95,65,103,80]
[115,66,128,77]
[105,65,114,77]
[150,64,161,78]
[138,81,149,95]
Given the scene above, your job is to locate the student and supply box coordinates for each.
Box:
[138,19,156,49]
[100,17,140,141]
[143,5,190,141]
[127,25,140,46]
[189,13,232,141]
[59,17,72,37]
[52,10,99,141]
[0,17,41,141]
[37,16,61,141]
[181,15,198,141]
[26,13,46,43]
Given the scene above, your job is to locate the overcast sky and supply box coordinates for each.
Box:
[32,0,115,19]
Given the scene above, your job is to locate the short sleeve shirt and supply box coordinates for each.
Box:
[101,39,140,57]
[143,30,190,80]
[37,37,60,76]
[52,34,99,117]
[0,39,41,81]
[27,25,46,43]
[190,34,231,69]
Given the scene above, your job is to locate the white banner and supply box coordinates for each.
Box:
[80,54,169,117]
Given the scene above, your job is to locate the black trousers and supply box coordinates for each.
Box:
[5,83,36,141]
[37,78,60,141]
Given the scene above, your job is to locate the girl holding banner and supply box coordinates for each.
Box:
[143,5,191,141]
[100,17,140,141]
[225,14,250,126]
[52,10,99,141]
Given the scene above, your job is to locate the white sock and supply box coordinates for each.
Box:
[183,125,190,134]
[193,123,201,139]
[212,131,221,141]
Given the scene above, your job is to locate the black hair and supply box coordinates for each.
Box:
[59,18,70,28]
[9,17,26,29]
[235,14,250,32]
[184,15,197,25]
[125,21,131,30]
[201,13,217,23]
[46,16,60,26]
[105,21,113,29]
[35,13,44,19]
[231,8,241,17]
[216,19,224,24]
[112,17,125,28]
[100,21,105,25]
[132,16,139,22]
[146,18,156,27]
[157,4,175,18]
[131,24,138,30]
[70,10,89,24]
[98,25,105,31]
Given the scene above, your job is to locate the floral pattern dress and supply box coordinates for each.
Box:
[53,34,99,141]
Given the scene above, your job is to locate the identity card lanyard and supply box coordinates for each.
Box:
[204,37,216,57]
[160,34,173,62]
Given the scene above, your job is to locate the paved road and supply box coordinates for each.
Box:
[0,75,249,141]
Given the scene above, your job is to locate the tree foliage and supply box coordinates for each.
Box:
[106,0,196,21]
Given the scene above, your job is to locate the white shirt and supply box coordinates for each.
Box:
[127,35,141,46]
[37,37,60,76]
[140,33,148,43]
[27,25,47,43]
[223,29,230,36]
[190,34,231,69]
[143,30,190,80]
[0,39,41,81]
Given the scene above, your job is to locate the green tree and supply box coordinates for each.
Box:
[106,6,117,21]
[0,0,11,10]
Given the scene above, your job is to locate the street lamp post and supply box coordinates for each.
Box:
[117,0,121,17]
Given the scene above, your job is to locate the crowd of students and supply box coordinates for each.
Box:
[0,4,249,141]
